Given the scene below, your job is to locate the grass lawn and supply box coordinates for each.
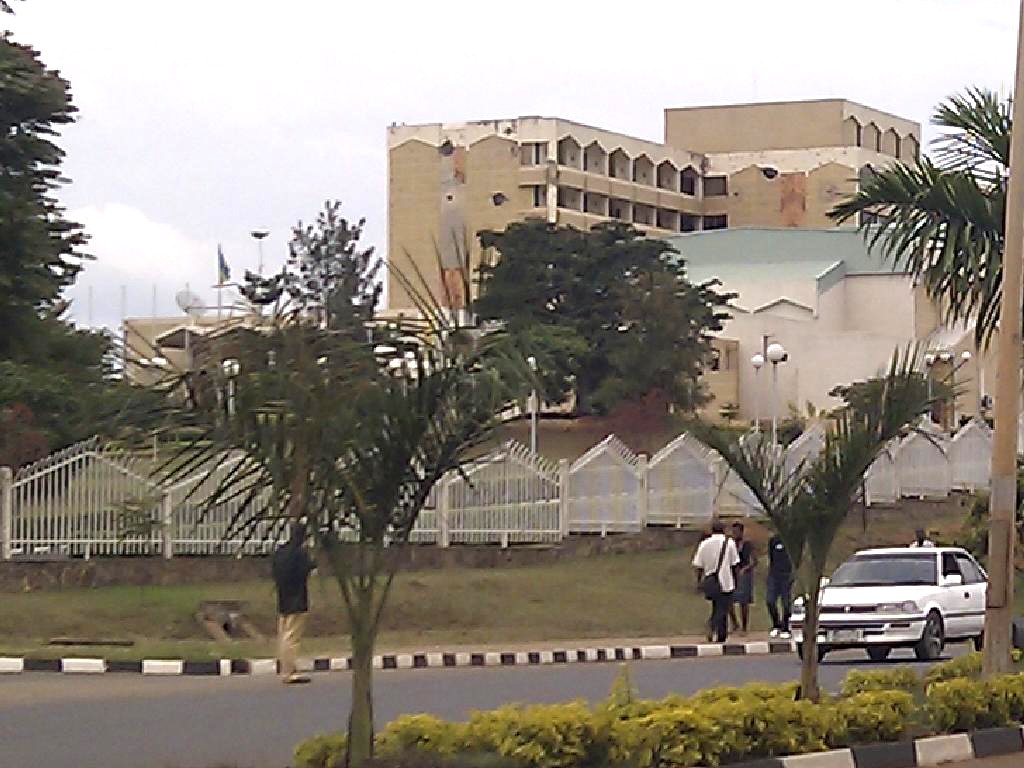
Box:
[0,500,989,661]
[1,551,756,660]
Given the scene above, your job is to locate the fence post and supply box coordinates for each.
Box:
[438,474,450,549]
[160,491,174,560]
[637,455,649,530]
[1,466,12,561]
[558,459,570,540]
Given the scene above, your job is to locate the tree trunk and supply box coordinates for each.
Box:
[799,566,822,702]
[860,479,869,547]
[347,617,375,766]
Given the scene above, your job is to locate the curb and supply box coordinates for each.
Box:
[724,726,1024,768]
[0,639,795,676]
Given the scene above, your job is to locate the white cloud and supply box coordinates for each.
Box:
[66,204,223,330]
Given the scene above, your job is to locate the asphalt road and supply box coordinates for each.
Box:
[0,646,971,768]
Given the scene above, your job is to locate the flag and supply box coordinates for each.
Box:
[217,244,231,285]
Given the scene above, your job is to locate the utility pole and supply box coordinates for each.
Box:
[984,0,1024,677]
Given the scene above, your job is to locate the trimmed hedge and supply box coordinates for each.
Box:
[926,673,1024,733]
[295,676,920,768]
[840,667,920,696]
[296,659,1024,768]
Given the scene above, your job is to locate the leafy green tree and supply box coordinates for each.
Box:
[156,207,523,766]
[830,88,1007,347]
[0,34,87,357]
[0,29,156,463]
[693,349,933,701]
[475,220,731,415]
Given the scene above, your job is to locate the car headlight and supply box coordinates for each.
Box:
[876,601,919,614]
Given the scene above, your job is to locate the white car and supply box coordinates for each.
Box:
[792,547,987,662]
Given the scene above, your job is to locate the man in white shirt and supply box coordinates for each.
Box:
[692,520,741,643]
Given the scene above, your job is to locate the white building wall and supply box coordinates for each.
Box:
[843,274,918,336]
[729,312,919,421]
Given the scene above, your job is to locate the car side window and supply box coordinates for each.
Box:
[955,554,984,584]
[942,553,962,579]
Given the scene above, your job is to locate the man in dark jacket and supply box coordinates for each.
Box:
[273,521,316,683]
[765,533,793,639]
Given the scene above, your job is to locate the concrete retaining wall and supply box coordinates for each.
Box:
[0,529,697,593]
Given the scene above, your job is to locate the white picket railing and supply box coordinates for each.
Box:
[566,435,645,534]
[6,439,167,558]
[647,434,716,527]
[0,418,1005,558]
[950,419,992,492]
[440,441,563,545]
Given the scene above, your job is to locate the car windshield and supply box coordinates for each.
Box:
[830,555,937,587]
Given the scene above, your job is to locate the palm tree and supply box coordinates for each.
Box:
[150,205,526,766]
[830,88,1008,347]
[693,349,933,701]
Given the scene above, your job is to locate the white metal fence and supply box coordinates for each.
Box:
[566,436,645,535]
[0,417,1004,558]
[647,434,716,527]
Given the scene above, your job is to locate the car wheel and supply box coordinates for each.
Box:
[973,632,984,652]
[867,646,891,662]
[914,612,944,661]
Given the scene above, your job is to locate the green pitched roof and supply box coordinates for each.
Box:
[665,228,904,287]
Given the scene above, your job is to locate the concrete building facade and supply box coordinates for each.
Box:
[670,228,992,428]
[387,99,921,314]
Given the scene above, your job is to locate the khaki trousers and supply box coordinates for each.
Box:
[277,612,307,677]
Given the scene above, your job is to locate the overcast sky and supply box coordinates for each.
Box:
[9,0,1020,328]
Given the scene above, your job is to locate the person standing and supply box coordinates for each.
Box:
[728,522,757,635]
[272,521,316,684]
[766,533,793,640]
[909,529,935,548]
[692,520,740,643]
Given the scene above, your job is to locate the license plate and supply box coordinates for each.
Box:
[830,629,863,643]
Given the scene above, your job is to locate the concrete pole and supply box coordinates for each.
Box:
[1,467,12,561]
[771,363,779,446]
[983,0,1024,677]
[161,492,174,560]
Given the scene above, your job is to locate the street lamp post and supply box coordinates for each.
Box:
[527,356,538,455]
[766,343,787,445]
[939,351,954,428]
[959,350,973,423]
[251,229,270,276]
[924,353,937,401]
[750,354,765,432]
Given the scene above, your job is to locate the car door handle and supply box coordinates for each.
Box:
[964,592,971,599]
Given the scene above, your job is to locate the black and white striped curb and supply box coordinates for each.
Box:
[0,639,795,676]
[725,726,1024,768]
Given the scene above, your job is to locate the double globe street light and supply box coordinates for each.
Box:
[750,343,788,445]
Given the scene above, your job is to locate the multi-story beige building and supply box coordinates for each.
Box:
[386,99,921,313]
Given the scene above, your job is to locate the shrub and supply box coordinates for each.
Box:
[687,681,799,706]
[841,667,920,697]
[607,705,716,768]
[378,715,465,758]
[717,697,834,764]
[990,673,1024,723]
[462,703,604,768]
[926,677,1008,732]
[363,754,523,768]
[925,653,982,687]
[295,733,348,768]
[832,691,914,745]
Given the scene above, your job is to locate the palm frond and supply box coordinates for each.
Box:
[932,87,1010,178]
[830,158,1004,347]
